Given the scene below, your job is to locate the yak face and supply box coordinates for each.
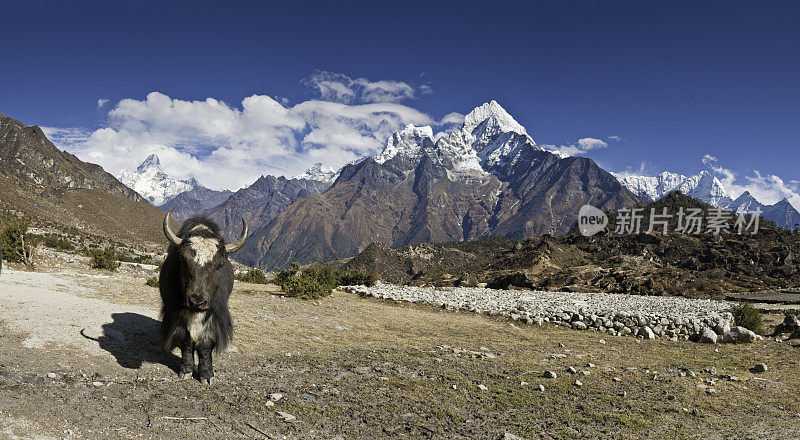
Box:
[163,209,248,311]
[178,227,226,310]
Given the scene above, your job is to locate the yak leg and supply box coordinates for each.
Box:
[197,343,214,385]
[179,336,194,380]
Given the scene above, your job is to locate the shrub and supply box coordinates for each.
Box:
[274,263,338,299]
[339,270,378,287]
[90,247,121,271]
[145,276,159,287]
[43,234,75,252]
[236,269,269,284]
[732,302,764,335]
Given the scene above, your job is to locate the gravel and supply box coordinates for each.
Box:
[344,283,758,343]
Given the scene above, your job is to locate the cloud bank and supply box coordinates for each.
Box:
[541,137,608,158]
[703,154,800,209]
[46,73,437,190]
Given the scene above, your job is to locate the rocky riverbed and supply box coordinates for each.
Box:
[344,283,762,344]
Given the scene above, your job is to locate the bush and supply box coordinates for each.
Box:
[732,302,763,335]
[236,269,269,284]
[90,247,121,271]
[43,234,75,252]
[339,270,377,287]
[145,276,159,287]
[274,263,337,299]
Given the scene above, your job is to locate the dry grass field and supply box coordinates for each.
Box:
[0,262,799,439]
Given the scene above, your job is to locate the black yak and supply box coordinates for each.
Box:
[159,208,247,384]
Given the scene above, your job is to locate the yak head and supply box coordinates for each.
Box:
[163,209,247,311]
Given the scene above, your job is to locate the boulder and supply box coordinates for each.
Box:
[699,327,718,344]
[722,326,757,343]
[637,326,656,340]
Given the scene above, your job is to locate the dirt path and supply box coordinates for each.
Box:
[1,268,799,440]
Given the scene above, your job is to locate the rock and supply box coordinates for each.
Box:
[598,339,606,344]
[618,391,627,397]
[537,384,545,392]
[574,380,582,387]
[47,372,57,379]
[752,363,768,373]
[277,411,296,422]
[478,384,489,391]
[504,433,528,440]
[566,366,577,374]
[699,327,718,344]
[269,392,284,402]
[265,400,275,407]
[571,321,588,330]
[637,326,656,340]
[543,370,557,379]
[91,381,103,387]
[706,388,717,395]
[723,326,757,343]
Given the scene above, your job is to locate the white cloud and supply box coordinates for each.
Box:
[541,137,608,158]
[703,154,800,210]
[607,135,623,142]
[48,90,434,190]
[302,71,423,104]
[97,98,109,108]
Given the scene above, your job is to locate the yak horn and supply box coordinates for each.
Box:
[163,208,183,246]
[225,218,248,253]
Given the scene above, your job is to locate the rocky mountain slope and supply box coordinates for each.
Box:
[158,185,233,223]
[117,154,195,205]
[335,192,800,297]
[0,113,170,246]
[204,172,332,243]
[240,101,640,269]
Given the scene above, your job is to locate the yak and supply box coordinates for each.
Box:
[159,208,247,384]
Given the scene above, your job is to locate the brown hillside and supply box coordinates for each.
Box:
[0,112,170,247]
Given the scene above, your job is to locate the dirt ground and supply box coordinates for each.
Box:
[1,265,799,440]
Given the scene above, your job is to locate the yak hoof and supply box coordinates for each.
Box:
[179,372,192,380]
[200,377,211,385]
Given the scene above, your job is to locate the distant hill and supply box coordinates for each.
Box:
[0,112,171,247]
[334,192,800,297]
[158,184,233,223]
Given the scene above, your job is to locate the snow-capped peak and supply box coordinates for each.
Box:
[294,162,337,182]
[136,153,163,174]
[117,154,196,206]
[374,124,435,164]
[616,170,732,207]
[462,100,527,137]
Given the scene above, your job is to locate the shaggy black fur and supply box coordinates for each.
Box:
[159,216,235,383]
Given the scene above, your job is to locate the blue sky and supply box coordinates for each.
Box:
[1,1,798,204]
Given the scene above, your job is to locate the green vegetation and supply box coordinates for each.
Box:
[236,268,269,284]
[42,234,76,252]
[89,247,121,271]
[273,263,377,299]
[145,276,159,287]
[732,302,764,335]
[0,217,35,265]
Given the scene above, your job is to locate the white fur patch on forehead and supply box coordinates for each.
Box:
[188,236,220,265]
[190,224,210,233]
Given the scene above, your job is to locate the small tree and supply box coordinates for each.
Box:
[1,219,35,266]
[90,247,121,271]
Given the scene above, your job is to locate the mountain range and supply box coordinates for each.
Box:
[237,101,640,269]
[618,171,800,229]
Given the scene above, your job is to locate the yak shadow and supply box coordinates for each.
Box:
[82,312,180,373]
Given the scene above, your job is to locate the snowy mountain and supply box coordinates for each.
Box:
[729,191,766,213]
[117,154,196,205]
[239,100,639,269]
[617,170,732,207]
[293,162,338,183]
[762,199,800,230]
